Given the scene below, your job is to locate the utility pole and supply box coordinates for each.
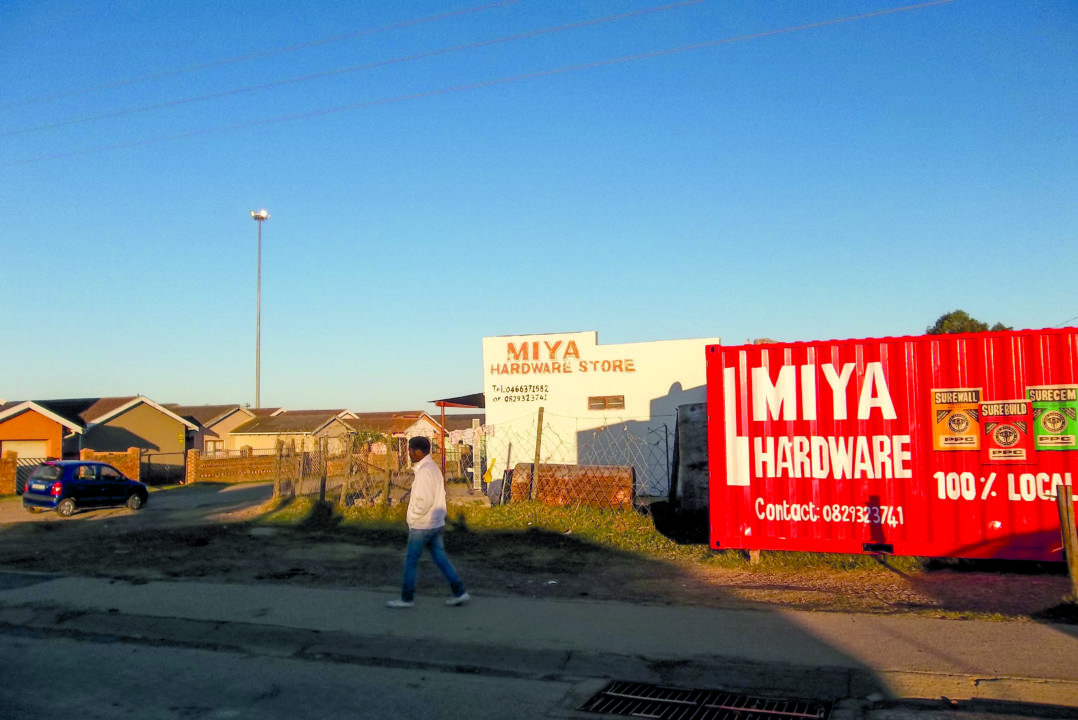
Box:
[249,209,270,408]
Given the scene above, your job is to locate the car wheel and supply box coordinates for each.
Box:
[126,493,144,511]
[57,498,77,517]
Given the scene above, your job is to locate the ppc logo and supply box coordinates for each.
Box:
[1042,411,1067,434]
[948,413,971,433]
[993,424,1020,447]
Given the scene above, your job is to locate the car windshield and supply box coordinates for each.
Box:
[28,465,63,481]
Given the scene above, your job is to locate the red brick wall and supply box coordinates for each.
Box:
[510,463,634,508]
[0,452,15,495]
[80,447,140,480]
[186,449,278,484]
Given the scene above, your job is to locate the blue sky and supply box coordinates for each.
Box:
[1,0,1075,412]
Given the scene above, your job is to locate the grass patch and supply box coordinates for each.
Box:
[754,551,927,573]
[449,502,930,572]
[252,496,931,574]
[453,502,715,562]
[255,495,406,530]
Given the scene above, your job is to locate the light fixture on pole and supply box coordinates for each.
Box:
[250,209,270,408]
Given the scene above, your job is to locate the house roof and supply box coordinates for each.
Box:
[277,408,354,419]
[249,407,284,417]
[36,397,133,425]
[441,413,485,432]
[343,411,436,436]
[21,397,198,431]
[164,404,253,428]
[0,400,85,433]
[232,411,346,435]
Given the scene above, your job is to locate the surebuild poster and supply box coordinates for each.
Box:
[706,329,1078,560]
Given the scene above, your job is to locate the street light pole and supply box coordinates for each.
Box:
[250,209,270,408]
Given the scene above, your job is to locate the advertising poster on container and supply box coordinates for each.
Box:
[1029,385,1078,451]
[706,329,1078,561]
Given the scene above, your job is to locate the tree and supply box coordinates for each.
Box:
[926,310,1012,335]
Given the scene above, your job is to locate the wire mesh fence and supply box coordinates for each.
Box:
[272,437,416,508]
[189,411,672,510]
[481,409,674,507]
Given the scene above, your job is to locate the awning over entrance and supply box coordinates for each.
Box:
[430,392,485,476]
[432,392,485,409]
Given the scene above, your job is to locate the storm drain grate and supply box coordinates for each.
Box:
[577,681,831,720]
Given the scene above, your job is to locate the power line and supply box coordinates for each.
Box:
[1054,316,1078,328]
[1,0,704,139]
[2,0,954,168]
[0,0,520,111]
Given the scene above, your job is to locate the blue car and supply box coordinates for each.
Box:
[22,461,149,517]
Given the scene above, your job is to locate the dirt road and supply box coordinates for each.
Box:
[1,482,273,527]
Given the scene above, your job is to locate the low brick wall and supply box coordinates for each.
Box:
[80,447,140,481]
[510,463,634,508]
[186,449,278,484]
[184,449,395,489]
[0,452,15,495]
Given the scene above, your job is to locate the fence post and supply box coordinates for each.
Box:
[471,419,481,491]
[531,407,544,501]
[318,437,328,503]
[185,450,200,486]
[1057,488,1078,602]
[383,442,392,507]
[273,445,283,498]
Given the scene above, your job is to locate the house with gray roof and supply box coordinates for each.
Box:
[165,404,255,456]
[229,409,354,454]
[2,396,196,483]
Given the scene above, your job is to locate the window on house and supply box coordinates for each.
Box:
[587,395,625,411]
[205,440,224,454]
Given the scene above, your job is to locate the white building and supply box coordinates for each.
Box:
[481,331,719,495]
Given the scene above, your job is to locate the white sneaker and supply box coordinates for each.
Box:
[445,592,471,606]
[386,599,415,608]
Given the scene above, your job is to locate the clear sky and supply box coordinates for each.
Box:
[1,0,1075,413]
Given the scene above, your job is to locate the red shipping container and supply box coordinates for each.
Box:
[706,329,1078,561]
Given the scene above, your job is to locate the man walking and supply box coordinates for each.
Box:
[387,436,470,608]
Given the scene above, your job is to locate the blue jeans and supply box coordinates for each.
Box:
[400,526,465,602]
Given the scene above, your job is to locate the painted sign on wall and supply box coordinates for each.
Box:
[707,329,1078,561]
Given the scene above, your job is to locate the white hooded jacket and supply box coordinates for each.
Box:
[406,454,447,530]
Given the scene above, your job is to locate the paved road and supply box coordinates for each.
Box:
[0,482,275,526]
[1,631,1058,720]
[0,632,582,720]
[1,572,1075,712]
[0,572,1071,720]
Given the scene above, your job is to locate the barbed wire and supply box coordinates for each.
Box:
[0,0,522,111]
[3,0,952,167]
